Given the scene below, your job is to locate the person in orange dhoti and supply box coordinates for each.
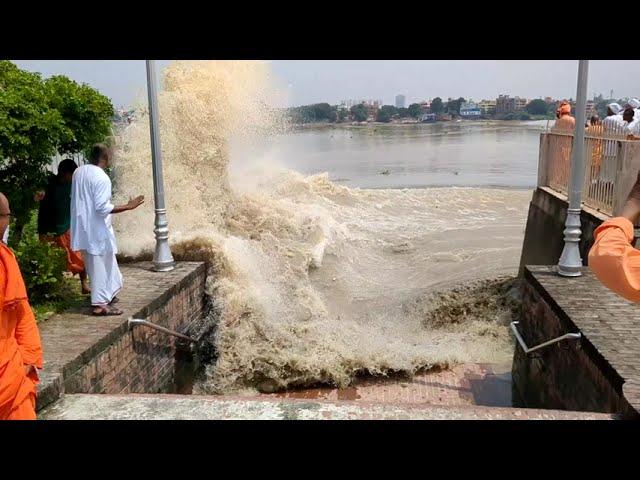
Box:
[0,192,44,420]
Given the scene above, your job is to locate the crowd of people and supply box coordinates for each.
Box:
[0,143,144,420]
[552,98,640,137]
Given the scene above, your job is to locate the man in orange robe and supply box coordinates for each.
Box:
[589,172,640,302]
[0,192,44,420]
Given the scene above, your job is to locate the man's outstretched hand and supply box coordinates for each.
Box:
[126,195,145,211]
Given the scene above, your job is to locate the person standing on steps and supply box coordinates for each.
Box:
[70,144,144,316]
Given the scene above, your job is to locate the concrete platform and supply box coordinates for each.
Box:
[515,266,640,417]
[36,262,206,410]
[40,393,616,420]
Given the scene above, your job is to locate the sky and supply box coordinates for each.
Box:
[11,60,640,109]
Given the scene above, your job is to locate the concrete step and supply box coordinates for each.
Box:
[40,393,617,420]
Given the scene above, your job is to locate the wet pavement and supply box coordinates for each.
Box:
[40,393,616,420]
[40,362,617,419]
[259,363,513,407]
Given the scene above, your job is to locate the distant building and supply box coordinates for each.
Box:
[420,101,431,114]
[460,100,482,118]
[496,95,516,114]
[544,96,555,104]
[395,94,406,109]
[363,100,380,121]
[479,99,496,115]
[515,97,528,111]
[586,100,596,118]
[419,113,436,123]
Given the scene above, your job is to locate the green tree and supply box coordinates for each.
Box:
[446,97,465,115]
[408,103,422,118]
[0,60,114,243]
[526,99,549,115]
[430,97,444,114]
[45,75,115,155]
[397,107,409,118]
[337,108,348,122]
[350,103,368,122]
[376,105,397,123]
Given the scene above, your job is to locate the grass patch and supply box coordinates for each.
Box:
[31,275,88,323]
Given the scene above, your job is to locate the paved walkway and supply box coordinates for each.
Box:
[527,266,640,414]
[36,262,204,409]
[40,393,616,420]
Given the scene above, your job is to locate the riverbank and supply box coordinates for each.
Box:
[290,118,551,131]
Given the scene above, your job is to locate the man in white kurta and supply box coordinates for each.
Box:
[70,144,144,315]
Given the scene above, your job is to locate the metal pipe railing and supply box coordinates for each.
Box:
[128,318,197,344]
[510,321,581,354]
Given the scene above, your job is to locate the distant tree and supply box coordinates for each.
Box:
[430,97,444,114]
[350,103,368,122]
[526,99,549,115]
[376,105,397,123]
[397,107,409,118]
[337,108,348,122]
[408,103,422,118]
[312,103,333,121]
[446,97,465,115]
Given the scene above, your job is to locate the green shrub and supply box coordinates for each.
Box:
[12,211,66,304]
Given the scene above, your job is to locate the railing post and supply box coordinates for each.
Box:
[558,60,589,277]
[538,133,548,187]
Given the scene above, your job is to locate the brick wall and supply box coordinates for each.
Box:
[512,273,637,419]
[62,266,207,395]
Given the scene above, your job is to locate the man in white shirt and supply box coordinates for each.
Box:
[70,144,144,316]
[600,103,625,182]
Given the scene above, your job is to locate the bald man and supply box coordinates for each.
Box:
[0,192,44,420]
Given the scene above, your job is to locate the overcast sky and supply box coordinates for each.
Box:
[11,60,640,109]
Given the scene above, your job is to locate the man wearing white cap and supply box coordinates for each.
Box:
[626,99,640,138]
[601,103,625,183]
[603,102,624,129]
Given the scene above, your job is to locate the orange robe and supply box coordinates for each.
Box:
[589,217,640,303]
[40,229,84,275]
[0,243,43,420]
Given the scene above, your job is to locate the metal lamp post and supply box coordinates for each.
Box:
[146,60,175,272]
[558,60,590,277]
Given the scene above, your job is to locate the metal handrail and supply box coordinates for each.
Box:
[510,321,581,354]
[128,318,197,344]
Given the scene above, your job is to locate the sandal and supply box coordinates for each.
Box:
[92,306,123,316]
[110,296,120,305]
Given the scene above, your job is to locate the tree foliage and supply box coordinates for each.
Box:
[376,105,397,122]
[408,103,422,118]
[525,99,549,115]
[350,103,368,122]
[0,60,114,242]
[430,97,444,114]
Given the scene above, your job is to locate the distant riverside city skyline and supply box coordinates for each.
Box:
[11,60,640,111]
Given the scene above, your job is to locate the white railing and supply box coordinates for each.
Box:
[538,123,640,216]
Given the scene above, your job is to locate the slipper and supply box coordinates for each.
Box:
[110,296,120,305]
[92,306,123,316]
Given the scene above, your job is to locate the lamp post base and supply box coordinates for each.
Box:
[557,208,583,277]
